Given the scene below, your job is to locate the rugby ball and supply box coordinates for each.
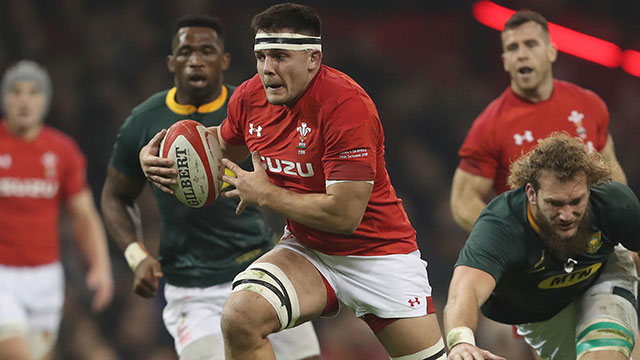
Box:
[159,119,224,208]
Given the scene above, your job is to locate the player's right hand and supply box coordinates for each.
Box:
[140,129,177,194]
[133,256,163,298]
[448,343,506,360]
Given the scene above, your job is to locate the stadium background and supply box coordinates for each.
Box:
[1,0,639,359]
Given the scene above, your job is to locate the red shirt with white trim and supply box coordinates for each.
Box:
[458,80,609,195]
[0,122,87,266]
[221,65,416,256]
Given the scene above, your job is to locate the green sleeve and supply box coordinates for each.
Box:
[109,114,146,180]
[598,182,640,251]
[456,216,525,283]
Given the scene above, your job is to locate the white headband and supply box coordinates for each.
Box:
[254,32,322,51]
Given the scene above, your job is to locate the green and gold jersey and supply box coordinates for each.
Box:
[456,181,640,324]
[110,86,275,287]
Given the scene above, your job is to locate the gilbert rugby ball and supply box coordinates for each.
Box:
[159,119,224,208]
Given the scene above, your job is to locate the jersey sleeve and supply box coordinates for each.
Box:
[110,114,147,179]
[322,96,377,181]
[219,82,247,147]
[59,136,88,199]
[455,215,523,283]
[592,92,610,151]
[597,182,640,251]
[458,107,500,180]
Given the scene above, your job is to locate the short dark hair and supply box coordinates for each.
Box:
[174,15,225,39]
[171,15,225,52]
[503,10,549,37]
[250,3,321,37]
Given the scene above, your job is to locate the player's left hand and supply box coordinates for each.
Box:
[86,264,114,312]
[221,151,271,214]
[140,129,178,194]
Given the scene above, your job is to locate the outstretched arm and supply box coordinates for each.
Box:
[101,165,162,298]
[450,168,494,232]
[444,265,504,360]
[66,188,114,311]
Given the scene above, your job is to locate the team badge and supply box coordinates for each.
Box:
[41,152,58,178]
[296,122,312,153]
[586,231,602,254]
[568,110,587,139]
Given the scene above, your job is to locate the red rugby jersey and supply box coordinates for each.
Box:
[458,80,609,195]
[0,122,87,266]
[221,65,416,256]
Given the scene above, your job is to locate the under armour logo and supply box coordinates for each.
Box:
[408,297,421,307]
[514,130,534,145]
[568,110,584,124]
[249,123,262,137]
[0,154,11,169]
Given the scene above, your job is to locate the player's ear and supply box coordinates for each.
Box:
[501,52,509,72]
[167,55,176,73]
[308,50,322,71]
[547,42,558,63]
[221,53,231,71]
[525,183,537,205]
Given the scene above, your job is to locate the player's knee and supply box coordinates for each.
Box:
[576,319,634,360]
[220,292,276,349]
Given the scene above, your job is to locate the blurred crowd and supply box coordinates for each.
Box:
[1,0,639,359]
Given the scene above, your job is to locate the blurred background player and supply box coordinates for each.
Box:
[0,60,113,360]
[449,9,632,359]
[140,4,446,359]
[445,133,639,360]
[101,15,320,360]
[450,9,626,231]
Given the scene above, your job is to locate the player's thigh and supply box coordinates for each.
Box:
[225,247,327,333]
[375,313,443,358]
[163,283,229,358]
[253,247,328,321]
[580,350,627,360]
[0,336,30,360]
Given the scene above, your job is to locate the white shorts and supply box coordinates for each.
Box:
[0,262,64,338]
[163,282,320,359]
[516,249,639,359]
[276,228,433,319]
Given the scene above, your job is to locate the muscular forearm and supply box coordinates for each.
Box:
[70,193,111,271]
[451,197,486,233]
[259,183,364,234]
[444,296,481,334]
[101,197,144,251]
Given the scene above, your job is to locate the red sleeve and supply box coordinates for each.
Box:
[322,96,377,181]
[60,137,88,198]
[458,105,500,179]
[220,82,247,146]
[592,92,610,151]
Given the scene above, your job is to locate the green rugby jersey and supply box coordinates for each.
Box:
[456,181,640,324]
[110,86,275,287]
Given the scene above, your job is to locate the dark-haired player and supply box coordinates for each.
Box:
[141,3,446,360]
[101,15,320,360]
